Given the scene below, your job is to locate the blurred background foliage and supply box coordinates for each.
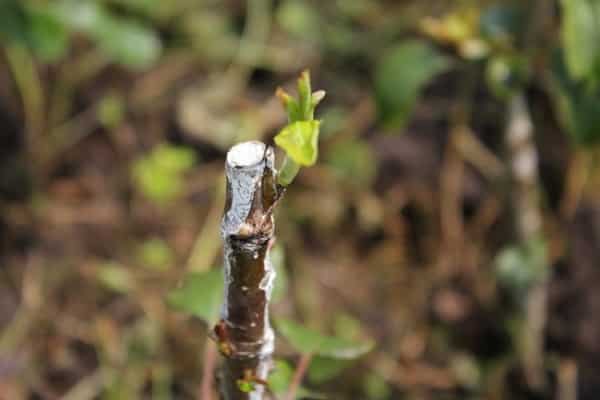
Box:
[1,0,600,399]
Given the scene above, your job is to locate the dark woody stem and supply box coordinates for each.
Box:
[218,141,283,400]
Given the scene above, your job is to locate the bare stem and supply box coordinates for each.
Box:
[505,94,547,390]
[218,141,283,400]
[200,341,218,400]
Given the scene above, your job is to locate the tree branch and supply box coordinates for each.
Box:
[218,141,283,400]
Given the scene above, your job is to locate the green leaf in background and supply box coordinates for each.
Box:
[275,120,321,166]
[50,1,104,32]
[51,0,161,69]
[268,359,328,399]
[276,318,374,359]
[276,0,322,41]
[374,40,450,130]
[0,0,28,44]
[560,0,600,82]
[308,356,353,384]
[92,15,161,69]
[167,269,223,325]
[325,139,376,187]
[24,5,69,61]
[495,235,548,299]
[132,144,196,205]
[268,359,294,395]
[137,238,173,271]
[97,262,135,293]
[152,144,196,172]
[485,54,530,99]
[97,92,126,128]
[550,51,600,145]
[362,372,391,400]
[479,3,525,44]
[111,0,161,17]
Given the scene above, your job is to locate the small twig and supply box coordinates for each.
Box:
[560,149,589,220]
[186,178,226,273]
[61,370,104,400]
[557,358,577,400]
[284,353,313,400]
[505,93,547,390]
[5,45,45,161]
[199,340,218,400]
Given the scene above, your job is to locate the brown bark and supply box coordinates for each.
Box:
[217,141,283,400]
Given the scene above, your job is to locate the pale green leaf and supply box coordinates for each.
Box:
[167,269,223,325]
[276,318,374,359]
[277,157,301,186]
[274,120,321,166]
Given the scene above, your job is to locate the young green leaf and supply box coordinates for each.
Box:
[275,70,325,186]
[374,40,450,130]
[274,120,321,167]
[276,318,374,359]
[297,70,313,120]
[167,269,224,325]
[276,87,302,122]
